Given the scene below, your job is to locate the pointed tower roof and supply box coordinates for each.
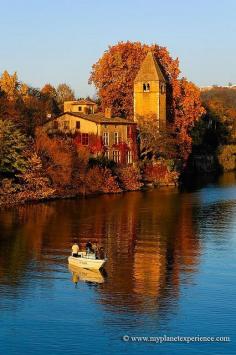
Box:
[134,51,166,83]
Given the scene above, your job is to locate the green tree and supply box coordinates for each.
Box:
[0,119,28,175]
[191,109,229,154]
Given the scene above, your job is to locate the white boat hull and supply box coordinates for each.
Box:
[68,254,106,270]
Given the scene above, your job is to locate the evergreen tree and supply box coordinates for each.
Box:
[0,119,28,175]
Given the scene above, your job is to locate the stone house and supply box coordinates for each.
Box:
[46,109,137,164]
[64,99,97,114]
[45,51,166,165]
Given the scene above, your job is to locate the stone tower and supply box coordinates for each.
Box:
[134,51,166,131]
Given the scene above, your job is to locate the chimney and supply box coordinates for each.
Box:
[104,107,112,119]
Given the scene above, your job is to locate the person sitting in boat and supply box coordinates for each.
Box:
[72,242,79,257]
[98,247,105,260]
[86,240,93,254]
[92,241,98,257]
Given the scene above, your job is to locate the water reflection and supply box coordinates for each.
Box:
[69,265,106,285]
[0,187,203,315]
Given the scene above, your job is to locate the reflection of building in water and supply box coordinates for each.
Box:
[96,191,201,313]
[133,240,166,297]
[0,189,201,315]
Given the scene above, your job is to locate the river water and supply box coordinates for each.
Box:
[0,173,236,355]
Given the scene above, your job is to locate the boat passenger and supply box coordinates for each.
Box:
[92,241,98,257]
[86,240,93,254]
[72,242,79,257]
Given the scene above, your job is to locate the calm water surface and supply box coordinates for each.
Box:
[0,173,236,355]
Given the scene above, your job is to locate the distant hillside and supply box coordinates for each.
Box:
[201,85,236,92]
[201,86,236,108]
[200,86,236,140]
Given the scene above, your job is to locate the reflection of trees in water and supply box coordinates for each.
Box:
[0,189,201,315]
[0,204,57,301]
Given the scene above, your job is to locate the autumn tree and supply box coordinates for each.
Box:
[174,78,205,160]
[138,115,177,160]
[40,83,60,118]
[35,128,77,188]
[201,86,236,139]
[89,41,204,160]
[0,70,19,101]
[56,83,75,110]
[41,83,57,99]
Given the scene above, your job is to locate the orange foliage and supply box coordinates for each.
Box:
[35,128,77,187]
[116,166,142,191]
[90,41,204,160]
[85,167,121,194]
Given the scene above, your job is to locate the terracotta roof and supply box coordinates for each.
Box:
[57,112,136,125]
[134,51,166,83]
[71,99,96,105]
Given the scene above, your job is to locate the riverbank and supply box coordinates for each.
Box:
[0,179,178,209]
[0,160,180,208]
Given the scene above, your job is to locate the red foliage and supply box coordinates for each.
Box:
[143,162,179,185]
[112,142,129,165]
[116,166,142,191]
[74,133,104,155]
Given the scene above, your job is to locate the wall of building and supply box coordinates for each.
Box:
[159,86,166,131]
[100,124,128,147]
[46,114,137,163]
[134,81,159,120]
[64,102,96,114]
[134,81,166,129]
[48,114,100,135]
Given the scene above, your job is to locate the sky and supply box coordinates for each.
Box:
[0,0,235,97]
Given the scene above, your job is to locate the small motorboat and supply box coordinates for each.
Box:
[68,251,107,270]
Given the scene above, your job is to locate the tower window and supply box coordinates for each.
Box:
[161,83,166,94]
[143,83,150,92]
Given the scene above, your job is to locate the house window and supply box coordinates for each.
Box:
[76,121,80,129]
[64,121,69,130]
[143,82,150,92]
[81,133,89,146]
[103,132,109,146]
[78,106,82,111]
[113,150,120,163]
[114,132,119,145]
[161,83,166,94]
[127,151,132,164]
[53,120,59,129]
